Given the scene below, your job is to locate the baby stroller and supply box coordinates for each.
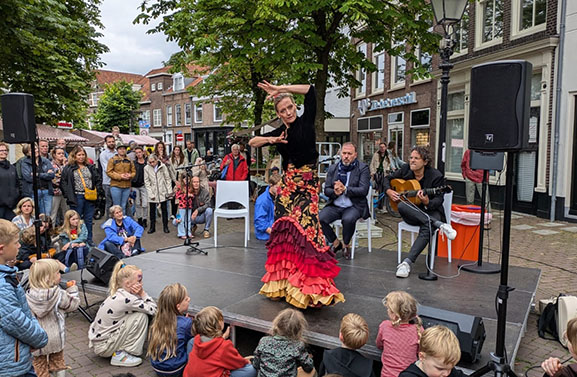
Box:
[93,185,107,220]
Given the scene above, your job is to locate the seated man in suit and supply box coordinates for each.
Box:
[384,146,456,278]
[319,142,370,260]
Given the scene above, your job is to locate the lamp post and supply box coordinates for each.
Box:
[430,0,468,175]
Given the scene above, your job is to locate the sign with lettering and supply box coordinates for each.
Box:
[358,92,417,113]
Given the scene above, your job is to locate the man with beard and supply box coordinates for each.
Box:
[319,142,370,260]
[384,146,456,278]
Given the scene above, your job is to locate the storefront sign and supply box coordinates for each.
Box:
[358,92,417,114]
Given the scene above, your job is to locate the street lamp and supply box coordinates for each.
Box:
[430,0,468,174]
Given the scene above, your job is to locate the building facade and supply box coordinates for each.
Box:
[441,0,558,218]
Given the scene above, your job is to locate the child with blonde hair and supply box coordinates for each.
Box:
[88,261,157,367]
[184,306,256,377]
[399,325,465,377]
[0,219,48,377]
[542,317,577,377]
[251,308,315,377]
[26,259,80,377]
[319,313,374,377]
[148,283,194,377]
[376,291,423,377]
[58,209,89,269]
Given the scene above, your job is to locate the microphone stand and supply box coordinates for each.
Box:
[157,162,207,255]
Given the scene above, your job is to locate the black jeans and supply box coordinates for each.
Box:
[398,201,443,263]
[319,204,362,246]
[150,201,169,227]
[103,239,142,259]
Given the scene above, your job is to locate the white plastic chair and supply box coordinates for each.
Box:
[213,180,250,248]
[397,192,453,268]
[332,186,373,259]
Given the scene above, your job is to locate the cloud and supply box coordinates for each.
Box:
[98,0,179,74]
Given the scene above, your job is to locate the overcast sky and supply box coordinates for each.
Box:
[98,0,179,75]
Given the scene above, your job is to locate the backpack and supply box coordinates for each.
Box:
[538,294,564,341]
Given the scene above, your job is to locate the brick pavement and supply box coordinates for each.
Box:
[60,206,577,376]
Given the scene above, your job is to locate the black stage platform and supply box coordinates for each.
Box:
[66,232,540,371]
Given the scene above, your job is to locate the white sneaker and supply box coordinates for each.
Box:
[110,350,142,367]
[439,223,457,241]
[396,262,411,278]
[53,370,67,377]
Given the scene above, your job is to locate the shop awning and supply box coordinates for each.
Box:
[71,129,160,146]
[36,124,88,143]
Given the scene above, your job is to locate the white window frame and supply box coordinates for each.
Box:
[153,109,162,127]
[372,50,385,93]
[475,0,504,50]
[413,48,433,84]
[390,55,406,90]
[355,43,367,98]
[511,0,547,40]
[452,7,470,56]
[194,103,203,123]
[387,112,405,160]
[185,103,192,125]
[89,92,101,107]
[151,83,156,92]
[175,104,182,126]
[166,105,173,127]
[142,110,151,126]
[444,90,468,179]
[214,103,223,122]
[157,82,163,91]
[173,73,185,91]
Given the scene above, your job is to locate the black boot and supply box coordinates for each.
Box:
[142,219,148,228]
[137,218,143,226]
[163,224,170,233]
[148,222,156,234]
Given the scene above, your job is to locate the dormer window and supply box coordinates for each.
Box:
[173,74,185,91]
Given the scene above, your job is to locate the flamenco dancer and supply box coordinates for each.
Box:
[249,81,345,308]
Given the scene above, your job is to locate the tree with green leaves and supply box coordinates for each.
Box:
[0,0,107,127]
[137,0,438,136]
[92,81,143,134]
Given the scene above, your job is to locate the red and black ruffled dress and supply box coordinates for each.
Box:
[259,86,344,308]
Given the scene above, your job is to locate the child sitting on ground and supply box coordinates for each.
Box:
[399,326,466,377]
[148,283,194,377]
[17,215,74,272]
[183,306,256,377]
[0,219,48,377]
[541,317,577,377]
[88,261,157,367]
[376,291,423,377]
[319,313,374,377]
[252,308,315,377]
[254,174,281,241]
[26,259,80,377]
[57,209,89,269]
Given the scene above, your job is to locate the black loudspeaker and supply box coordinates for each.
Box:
[469,151,505,171]
[418,305,486,363]
[469,60,532,151]
[86,247,119,285]
[1,93,37,143]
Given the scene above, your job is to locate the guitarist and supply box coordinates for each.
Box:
[384,146,457,278]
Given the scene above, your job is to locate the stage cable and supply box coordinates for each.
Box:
[523,356,573,377]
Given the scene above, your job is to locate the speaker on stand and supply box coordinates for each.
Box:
[468,60,532,377]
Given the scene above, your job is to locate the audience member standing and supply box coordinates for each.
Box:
[370,142,391,211]
[155,141,171,166]
[131,146,148,228]
[111,126,124,148]
[169,145,186,218]
[127,140,138,161]
[38,140,51,160]
[99,135,117,215]
[61,146,100,246]
[50,147,68,226]
[0,142,20,220]
[56,139,68,158]
[461,149,491,212]
[220,144,248,181]
[184,140,199,166]
[191,157,210,193]
[144,154,172,234]
[21,144,55,216]
[107,144,136,213]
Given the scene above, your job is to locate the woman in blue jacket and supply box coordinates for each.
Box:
[98,205,144,259]
[254,175,281,241]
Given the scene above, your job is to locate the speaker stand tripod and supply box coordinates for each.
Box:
[462,170,500,274]
[157,165,207,255]
[470,153,517,377]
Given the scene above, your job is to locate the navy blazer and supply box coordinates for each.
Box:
[324,160,371,219]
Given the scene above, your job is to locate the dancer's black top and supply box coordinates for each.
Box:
[383,163,447,222]
[261,86,319,170]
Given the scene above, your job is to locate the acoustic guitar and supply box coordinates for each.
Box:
[388,179,452,212]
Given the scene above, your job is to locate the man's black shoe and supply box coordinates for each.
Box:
[343,246,352,260]
[329,241,343,253]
